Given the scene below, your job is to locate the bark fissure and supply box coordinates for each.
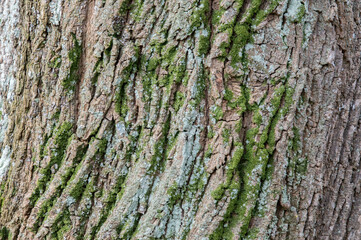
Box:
[0,0,361,239]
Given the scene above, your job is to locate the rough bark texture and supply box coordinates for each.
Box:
[0,0,360,239]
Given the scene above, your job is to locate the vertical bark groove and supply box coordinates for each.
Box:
[0,0,360,239]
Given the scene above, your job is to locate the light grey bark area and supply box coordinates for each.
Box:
[0,0,360,239]
[0,0,19,179]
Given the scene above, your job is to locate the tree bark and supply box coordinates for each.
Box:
[0,0,360,239]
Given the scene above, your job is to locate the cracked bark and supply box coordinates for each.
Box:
[0,0,360,239]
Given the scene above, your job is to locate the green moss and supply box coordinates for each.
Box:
[97,138,108,155]
[83,177,97,200]
[91,127,142,239]
[198,34,210,55]
[74,177,101,239]
[235,24,251,44]
[90,173,127,239]
[189,0,210,32]
[219,41,230,58]
[226,145,244,182]
[113,0,134,38]
[173,92,185,112]
[91,56,104,86]
[252,110,262,126]
[228,87,247,112]
[175,59,187,84]
[147,57,160,72]
[207,126,215,139]
[212,106,223,121]
[32,143,88,233]
[162,45,177,63]
[91,71,101,86]
[165,131,179,159]
[291,127,300,151]
[148,114,171,174]
[230,24,251,66]
[117,114,172,236]
[157,45,184,90]
[50,209,71,240]
[289,127,307,176]
[236,148,269,237]
[244,0,263,23]
[62,145,88,188]
[70,139,107,201]
[141,73,154,109]
[210,81,296,238]
[222,128,231,144]
[117,214,141,240]
[105,39,113,58]
[213,0,278,67]
[149,39,164,54]
[224,88,234,102]
[69,178,87,201]
[211,144,244,201]
[163,160,208,240]
[30,122,73,208]
[126,126,143,162]
[192,64,207,107]
[240,86,294,237]
[0,181,6,213]
[32,199,54,232]
[119,0,133,15]
[62,33,82,93]
[167,182,182,208]
[244,227,260,239]
[282,85,295,116]
[53,122,73,155]
[0,226,10,240]
[253,0,281,25]
[211,142,263,238]
[294,3,306,23]
[211,184,226,200]
[49,56,62,69]
[39,131,53,160]
[52,111,61,120]
[134,1,147,22]
[266,84,295,152]
[205,147,213,159]
[187,167,208,195]
[296,157,308,175]
[215,0,244,33]
[212,9,224,26]
[207,0,254,66]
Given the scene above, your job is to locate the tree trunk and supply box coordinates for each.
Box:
[0,0,360,239]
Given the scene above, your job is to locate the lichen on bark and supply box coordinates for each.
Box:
[0,0,360,239]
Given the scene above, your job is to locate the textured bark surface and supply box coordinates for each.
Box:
[0,0,360,239]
